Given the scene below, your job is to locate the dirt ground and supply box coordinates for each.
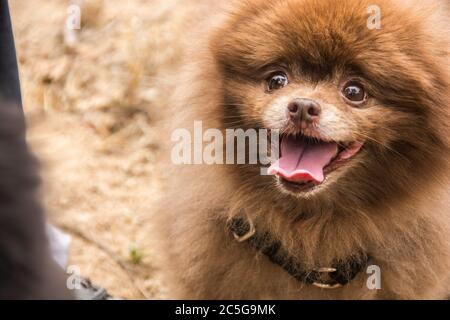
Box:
[9,0,201,299]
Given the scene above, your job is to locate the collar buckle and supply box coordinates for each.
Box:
[312,267,343,290]
[231,218,256,242]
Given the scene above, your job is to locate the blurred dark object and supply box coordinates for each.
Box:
[0,0,21,105]
[0,0,71,299]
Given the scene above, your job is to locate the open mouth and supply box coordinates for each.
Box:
[268,134,364,192]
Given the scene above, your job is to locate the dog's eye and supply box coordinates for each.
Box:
[342,81,367,104]
[266,72,289,92]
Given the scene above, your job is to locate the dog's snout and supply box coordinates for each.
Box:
[287,98,321,124]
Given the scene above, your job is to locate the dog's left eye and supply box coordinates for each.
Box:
[266,72,289,92]
[341,81,367,104]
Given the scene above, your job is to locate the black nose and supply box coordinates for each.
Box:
[287,98,322,124]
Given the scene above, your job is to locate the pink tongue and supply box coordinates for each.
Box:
[268,136,337,183]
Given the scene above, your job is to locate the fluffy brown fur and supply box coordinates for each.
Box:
[156,0,450,299]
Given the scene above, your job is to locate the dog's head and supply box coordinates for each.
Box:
[210,0,450,206]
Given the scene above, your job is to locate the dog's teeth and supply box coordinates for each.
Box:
[333,146,339,158]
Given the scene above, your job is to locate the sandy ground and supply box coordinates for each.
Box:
[9,0,202,299]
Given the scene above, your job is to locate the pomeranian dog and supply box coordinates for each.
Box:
[156,0,450,299]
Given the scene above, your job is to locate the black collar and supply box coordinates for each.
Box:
[228,217,369,289]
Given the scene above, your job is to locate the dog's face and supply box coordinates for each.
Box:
[210,0,450,205]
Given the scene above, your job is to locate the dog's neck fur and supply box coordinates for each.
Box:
[224,172,450,270]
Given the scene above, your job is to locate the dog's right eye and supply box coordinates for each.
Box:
[266,72,289,92]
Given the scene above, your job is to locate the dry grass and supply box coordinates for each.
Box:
[10,0,203,299]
